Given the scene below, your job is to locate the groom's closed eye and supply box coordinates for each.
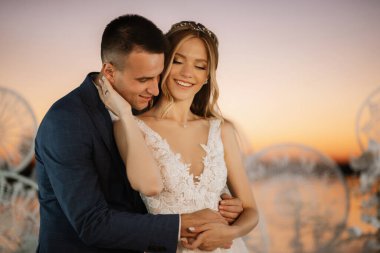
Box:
[136,77,153,83]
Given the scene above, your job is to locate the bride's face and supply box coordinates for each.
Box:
[165,37,209,103]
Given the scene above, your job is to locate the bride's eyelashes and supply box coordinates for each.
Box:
[173,58,183,64]
[172,58,207,71]
[195,65,207,70]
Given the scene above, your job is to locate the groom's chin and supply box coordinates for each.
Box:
[132,106,150,115]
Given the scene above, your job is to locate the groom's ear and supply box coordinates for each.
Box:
[101,62,116,84]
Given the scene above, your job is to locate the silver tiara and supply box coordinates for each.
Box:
[169,21,218,44]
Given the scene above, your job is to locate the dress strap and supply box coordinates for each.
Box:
[134,117,163,142]
[208,119,222,144]
[200,119,222,154]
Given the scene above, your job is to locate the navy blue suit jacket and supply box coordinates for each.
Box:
[35,73,179,253]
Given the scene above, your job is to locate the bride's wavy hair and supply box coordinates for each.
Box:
[153,21,223,120]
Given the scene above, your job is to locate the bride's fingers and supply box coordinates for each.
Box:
[99,77,109,95]
[95,83,106,102]
[98,78,113,101]
[95,78,107,96]
[101,76,113,92]
[219,209,239,219]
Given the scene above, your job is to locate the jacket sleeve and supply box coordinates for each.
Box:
[36,105,179,252]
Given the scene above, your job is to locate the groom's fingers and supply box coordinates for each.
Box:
[187,223,212,234]
[182,233,205,250]
[219,216,235,224]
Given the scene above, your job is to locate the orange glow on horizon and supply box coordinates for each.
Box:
[1,1,380,166]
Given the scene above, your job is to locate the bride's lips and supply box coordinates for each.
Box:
[175,79,193,88]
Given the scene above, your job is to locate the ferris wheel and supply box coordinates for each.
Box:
[0,171,39,253]
[0,87,37,173]
[245,143,349,253]
[356,86,380,151]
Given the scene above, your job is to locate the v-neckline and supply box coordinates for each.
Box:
[136,118,215,184]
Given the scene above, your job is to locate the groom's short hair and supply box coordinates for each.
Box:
[101,14,167,70]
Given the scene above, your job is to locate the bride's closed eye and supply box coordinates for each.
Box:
[195,65,207,70]
[173,56,207,70]
[173,58,183,64]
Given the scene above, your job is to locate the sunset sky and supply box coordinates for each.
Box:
[1,0,380,163]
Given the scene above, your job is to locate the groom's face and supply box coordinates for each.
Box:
[111,50,164,110]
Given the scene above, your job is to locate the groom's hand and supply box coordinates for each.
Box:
[219,193,243,224]
[181,222,235,251]
[180,209,227,238]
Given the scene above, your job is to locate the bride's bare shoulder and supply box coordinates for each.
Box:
[220,119,237,140]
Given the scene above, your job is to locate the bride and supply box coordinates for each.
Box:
[98,21,258,252]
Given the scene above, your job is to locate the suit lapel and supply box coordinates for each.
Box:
[79,73,116,155]
[78,73,146,210]
[90,106,128,183]
[78,73,128,185]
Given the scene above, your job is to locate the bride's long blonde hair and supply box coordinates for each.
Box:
[153,21,223,120]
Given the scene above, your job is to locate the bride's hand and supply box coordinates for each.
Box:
[219,193,243,224]
[96,75,132,118]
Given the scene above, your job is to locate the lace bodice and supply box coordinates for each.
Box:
[135,118,228,214]
[135,118,248,253]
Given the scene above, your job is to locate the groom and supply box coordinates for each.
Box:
[35,14,242,253]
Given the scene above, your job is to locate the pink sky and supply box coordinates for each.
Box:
[1,0,380,162]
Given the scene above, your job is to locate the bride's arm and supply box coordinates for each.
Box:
[97,77,162,196]
[182,121,258,251]
[221,121,259,235]
[114,116,163,196]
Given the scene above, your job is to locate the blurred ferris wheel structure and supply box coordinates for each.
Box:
[245,143,349,253]
[356,86,380,151]
[0,86,37,173]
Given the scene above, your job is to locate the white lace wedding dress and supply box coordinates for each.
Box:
[136,118,248,253]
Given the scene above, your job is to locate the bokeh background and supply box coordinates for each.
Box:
[1,0,380,252]
[1,0,380,163]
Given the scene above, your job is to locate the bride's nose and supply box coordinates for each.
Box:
[179,63,193,79]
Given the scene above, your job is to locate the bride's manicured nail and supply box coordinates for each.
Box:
[188,227,195,232]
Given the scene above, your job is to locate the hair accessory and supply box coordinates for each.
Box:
[169,21,218,44]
